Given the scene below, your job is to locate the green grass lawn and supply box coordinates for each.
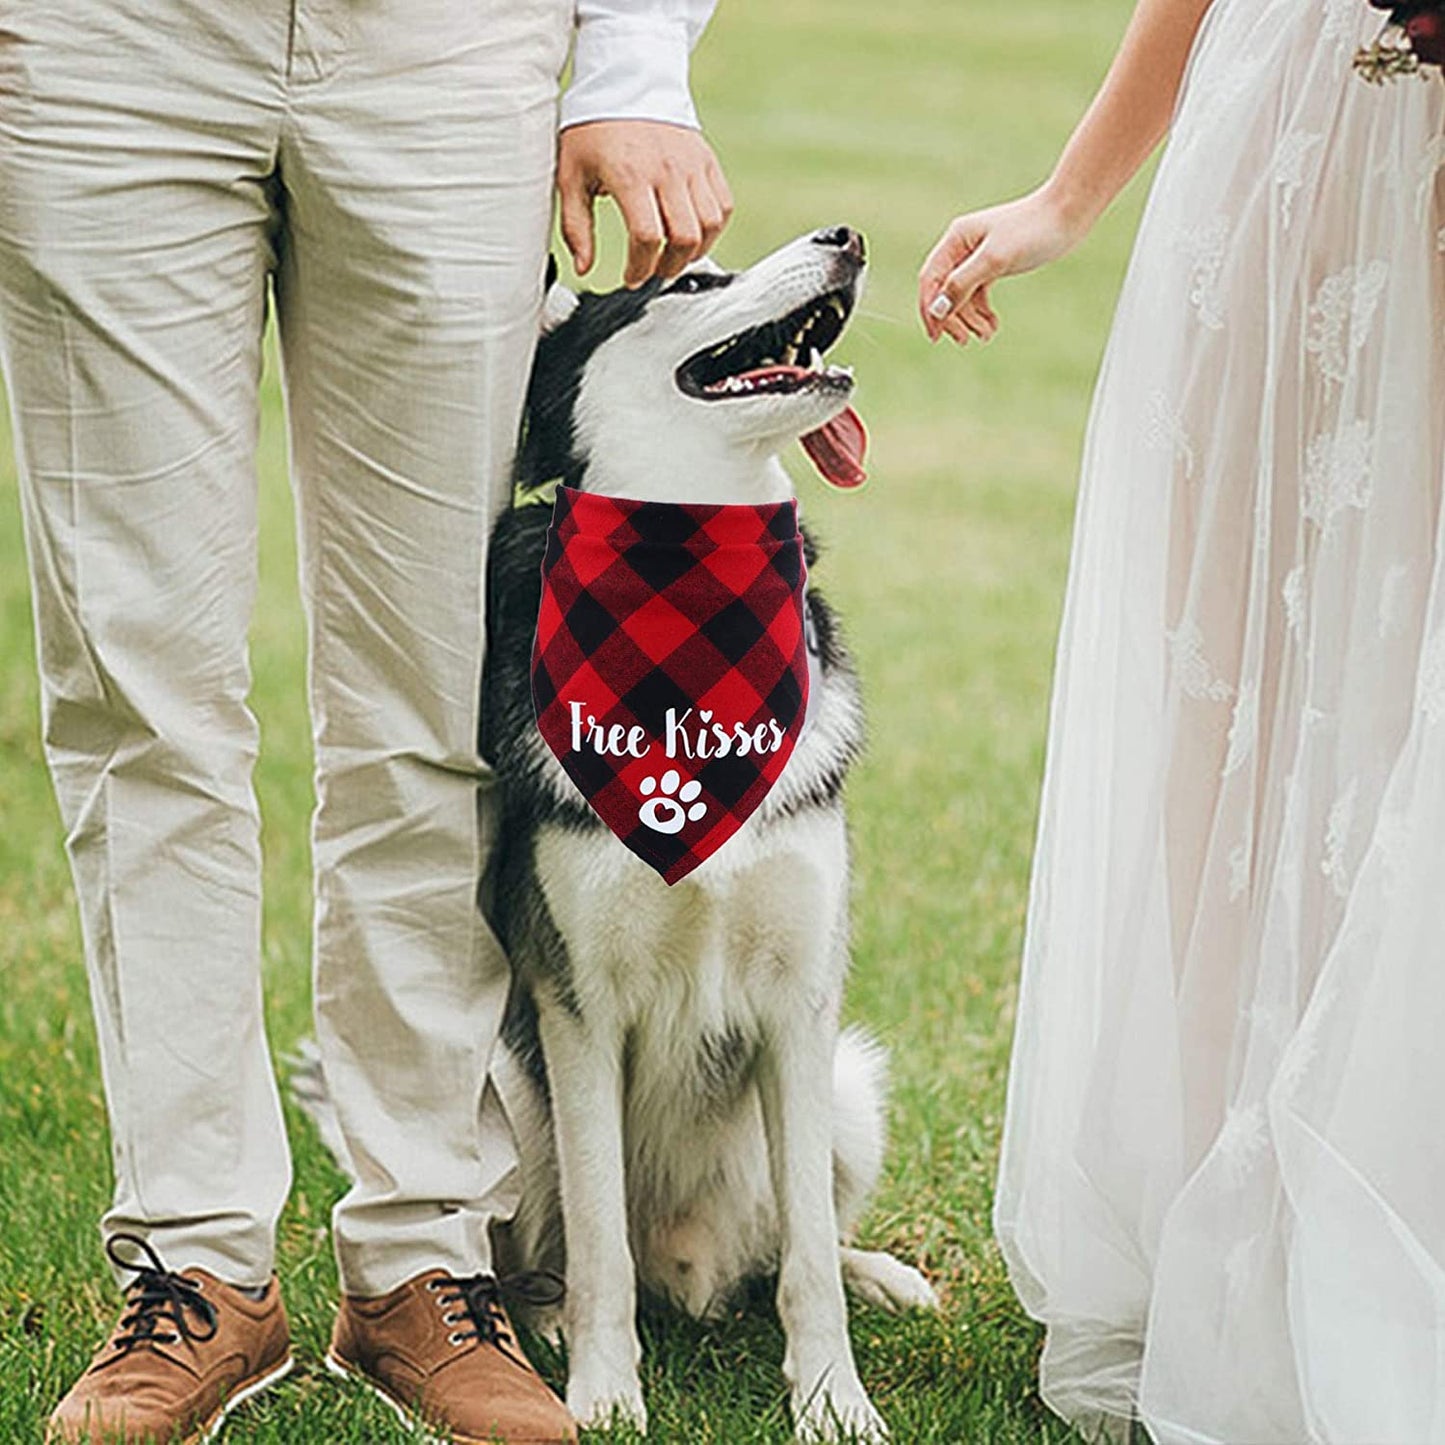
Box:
[0,1,1148,1438]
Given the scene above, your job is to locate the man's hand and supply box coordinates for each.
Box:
[558,121,733,288]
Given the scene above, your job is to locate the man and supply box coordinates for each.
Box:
[0,2,728,1441]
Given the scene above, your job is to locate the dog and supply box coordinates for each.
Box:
[295,227,937,1442]
[482,225,936,1441]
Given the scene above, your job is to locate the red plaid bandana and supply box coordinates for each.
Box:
[531,486,810,884]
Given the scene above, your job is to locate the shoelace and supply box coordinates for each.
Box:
[428,1270,566,1370]
[105,1232,219,1353]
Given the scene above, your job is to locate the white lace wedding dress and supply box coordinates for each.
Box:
[996,1,1445,1441]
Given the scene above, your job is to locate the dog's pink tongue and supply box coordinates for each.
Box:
[800,406,868,490]
[734,364,868,490]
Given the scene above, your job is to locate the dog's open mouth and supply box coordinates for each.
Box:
[675,289,854,401]
[674,288,868,489]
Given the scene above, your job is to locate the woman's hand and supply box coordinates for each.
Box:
[918,186,1087,345]
[918,0,1215,346]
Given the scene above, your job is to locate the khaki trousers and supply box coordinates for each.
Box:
[0,0,569,1293]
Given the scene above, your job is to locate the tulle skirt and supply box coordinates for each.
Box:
[996,1,1445,1440]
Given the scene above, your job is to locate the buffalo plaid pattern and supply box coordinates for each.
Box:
[531,485,810,884]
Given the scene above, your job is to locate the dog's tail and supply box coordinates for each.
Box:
[286,1038,355,1178]
[832,1026,889,1236]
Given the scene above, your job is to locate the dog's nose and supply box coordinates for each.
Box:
[813,226,866,264]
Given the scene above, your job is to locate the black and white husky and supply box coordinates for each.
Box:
[297,227,936,1442]
[480,228,935,1442]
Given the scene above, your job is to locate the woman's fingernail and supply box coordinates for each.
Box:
[928,294,953,319]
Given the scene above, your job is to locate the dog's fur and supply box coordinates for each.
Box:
[296,229,936,1442]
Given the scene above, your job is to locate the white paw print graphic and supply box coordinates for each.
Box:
[638,769,707,835]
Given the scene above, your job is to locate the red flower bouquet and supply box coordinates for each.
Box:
[1356,2,1445,80]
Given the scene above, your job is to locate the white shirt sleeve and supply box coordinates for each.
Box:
[561,1,719,132]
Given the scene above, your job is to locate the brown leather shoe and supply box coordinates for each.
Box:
[47,1233,293,1444]
[327,1268,577,1444]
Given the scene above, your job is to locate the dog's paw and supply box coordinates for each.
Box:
[840,1247,940,1314]
[567,1368,648,1435]
[793,1376,889,1443]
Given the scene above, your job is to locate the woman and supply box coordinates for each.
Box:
[921,2,1445,1441]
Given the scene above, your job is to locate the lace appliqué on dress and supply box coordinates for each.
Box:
[1276,1016,1322,1097]
[1303,421,1374,534]
[1224,682,1259,777]
[1215,1103,1270,1188]
[1275,132,1323,228]
[1145,389,1196,477]
[1378,563,1410,640]
[1322,779,1358,899]
[1305,262,1389,390]
[1322,0,1361,46]
[1175,216,1231,332]
[1169,619,1234,702]
[1283,565,1307,639]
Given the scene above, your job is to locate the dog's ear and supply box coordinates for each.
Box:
[540,253,580,334]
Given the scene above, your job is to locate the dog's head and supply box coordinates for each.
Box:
[516,227,868,504]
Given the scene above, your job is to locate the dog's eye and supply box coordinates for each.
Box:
[666,272,734,295]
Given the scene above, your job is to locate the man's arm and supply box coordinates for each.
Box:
[558,1,734,287]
